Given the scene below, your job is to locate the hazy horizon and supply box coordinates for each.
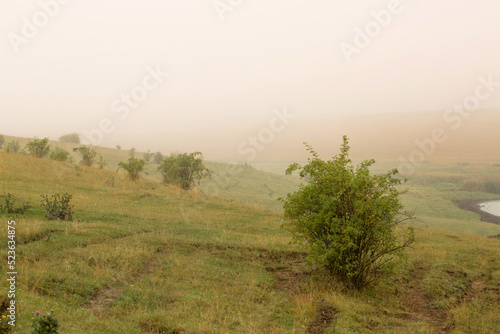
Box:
[2,0,500,161]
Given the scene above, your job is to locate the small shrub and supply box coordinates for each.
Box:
[158,152,210,190]
[97,155,107,169]
[73,146,97,167]
[153,152,164,164]
[40,193,74,221]
[58,133,80,144]
[30,310,59,334]
[0,193,32,214]
[143,150,153,162]
[0,134,4,149]
[49,147,71,162]
[116,145,122,150]
[4,141,20,154]
[119,158,146,180]
[74,165,83,175]
[129,147,136,158]
[26,138,51,158]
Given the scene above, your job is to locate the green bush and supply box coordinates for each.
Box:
[0,193,32,214]
[280,136,415,290]
[119,158,146,180]
[40,193,74,221]
[58,133,80,144]
[25,138,51,158]
[73,146,97,167]
[97,155,107,169]
[153,152,164,164]
[49,147,71,162]
[0,134,4,149]
[158,152,210,190]
[30,310,59,334]
[4,141,20,154]
[128,147,136,158]
[143,150,153,162]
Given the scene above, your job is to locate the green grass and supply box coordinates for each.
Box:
[0,142,499,333]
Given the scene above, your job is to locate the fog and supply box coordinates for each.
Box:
[1,0,499,160]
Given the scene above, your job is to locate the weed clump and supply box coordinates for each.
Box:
[40,193,74,221]
[0,193,32,214]
[30,310,59,334]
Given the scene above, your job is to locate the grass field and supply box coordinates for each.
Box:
[0,139,499,333]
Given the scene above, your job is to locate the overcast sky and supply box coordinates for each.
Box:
[1,0,499,157]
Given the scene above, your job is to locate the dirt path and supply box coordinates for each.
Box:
[402,261,450,333]
[266,256,337,334]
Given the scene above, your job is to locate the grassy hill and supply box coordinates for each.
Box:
[0,148,499,333]
[0,135,301,211]
[3,134,500,237]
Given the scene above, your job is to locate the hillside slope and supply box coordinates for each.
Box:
[0,152,498,333]
[0,135,301,210]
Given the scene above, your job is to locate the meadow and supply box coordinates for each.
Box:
[0,137,499,333]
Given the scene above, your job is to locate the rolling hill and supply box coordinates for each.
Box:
[0,143,499,333]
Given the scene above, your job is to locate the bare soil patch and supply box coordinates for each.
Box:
[307,302,337,334]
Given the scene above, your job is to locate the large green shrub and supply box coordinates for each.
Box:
[280,136,415,289]
[158,152,210,190]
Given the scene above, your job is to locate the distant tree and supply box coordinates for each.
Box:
[50,147,71,162]
[97,155,107,169]
[4,141,20,153]
[0,134,4,149]
[153,152,164,164]
[280,136,415,290]
[59,133,81,144]
[158,152,210,190]
[129,147,136,158]
[143,150,153,162]
[119,158,146,180]
[116,145,122,150]
[73,146,97,167]
[25,137,51,158]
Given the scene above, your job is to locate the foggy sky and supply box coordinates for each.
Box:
[1,0,499,159]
